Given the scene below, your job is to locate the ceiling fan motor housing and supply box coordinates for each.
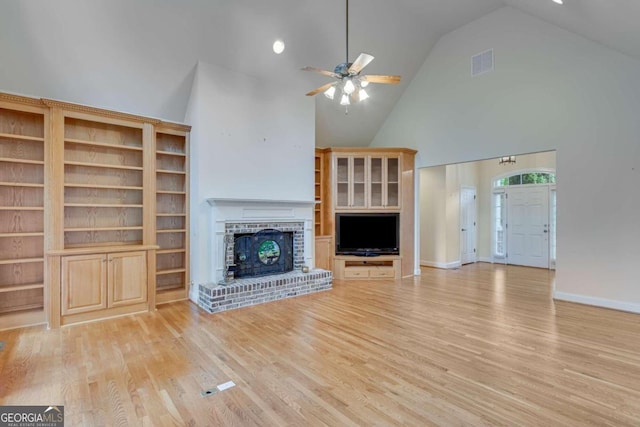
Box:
[334,62,354,77]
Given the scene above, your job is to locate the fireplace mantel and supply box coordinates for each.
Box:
[207,198,318,207]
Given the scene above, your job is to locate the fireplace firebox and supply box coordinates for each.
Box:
[234,229,293,278]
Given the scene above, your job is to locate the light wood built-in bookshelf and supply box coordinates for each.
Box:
[63,117,145,248]
[0,103,47,329]
[155,129,189,304]
[314,148,332,270]
[314,149,325,236]
[0,93,190,330]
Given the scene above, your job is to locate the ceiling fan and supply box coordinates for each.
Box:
[302,0,401,107]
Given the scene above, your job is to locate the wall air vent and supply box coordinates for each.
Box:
[471,49,494,76]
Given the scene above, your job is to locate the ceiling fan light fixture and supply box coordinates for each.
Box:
[324,85,336,100]
[301,0,401,106]
[358,88,369,101]
[343,79,355,94]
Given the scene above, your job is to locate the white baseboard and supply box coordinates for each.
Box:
[553,291,640,315]
[478,257,492,263]
[414,268,422,276]
[420,260,461,270]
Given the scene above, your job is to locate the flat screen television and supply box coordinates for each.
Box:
[335,213,400,256]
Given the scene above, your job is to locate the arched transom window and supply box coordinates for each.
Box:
[494,172,555,187]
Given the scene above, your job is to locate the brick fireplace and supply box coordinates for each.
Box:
[224,222,303,278]
[199,198,332,313]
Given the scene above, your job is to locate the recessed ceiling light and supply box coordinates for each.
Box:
[552,0,563,4]
[272,40,285,54]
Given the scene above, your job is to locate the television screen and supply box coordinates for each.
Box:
[335,213,399,255]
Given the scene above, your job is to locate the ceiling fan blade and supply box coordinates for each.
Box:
[301,66,340,78]
[348,53,375,75]
[361,75,401,84]
[306,82,336,97]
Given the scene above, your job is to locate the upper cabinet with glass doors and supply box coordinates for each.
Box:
[334,153,402,210]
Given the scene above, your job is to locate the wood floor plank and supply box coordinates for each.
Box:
[2,263,640,426]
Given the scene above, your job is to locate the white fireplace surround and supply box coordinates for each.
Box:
[206,198,316,286]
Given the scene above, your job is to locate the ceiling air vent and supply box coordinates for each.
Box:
[471,49,494,76]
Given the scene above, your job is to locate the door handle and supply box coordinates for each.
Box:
[461,228,467,232]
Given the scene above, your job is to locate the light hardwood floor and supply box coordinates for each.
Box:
[2,263,640,426]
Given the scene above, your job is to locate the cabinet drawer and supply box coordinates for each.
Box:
[370,267,395,278]
[344,267,370,279]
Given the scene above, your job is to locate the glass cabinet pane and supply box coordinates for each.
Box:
[337,158,349,183]
[351,157,366,207]
[337,183,349,207]
[385,157,400,208]
[353,183,366,207]
[370,157,383,207]
[353,157,365,183]
[386,183,399,207]
[370,183,383,207]
[370,158,382,183]
[387,158,399,183]
[336,157,350,207]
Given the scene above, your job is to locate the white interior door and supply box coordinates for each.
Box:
[507,186,549,268]
[460,187,477,265]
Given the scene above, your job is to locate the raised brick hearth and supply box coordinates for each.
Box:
[199,269,332,313]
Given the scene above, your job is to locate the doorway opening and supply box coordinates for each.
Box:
[418,150,556,271]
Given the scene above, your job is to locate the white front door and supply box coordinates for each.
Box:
[507,186,549,268]
[460,187,477,265]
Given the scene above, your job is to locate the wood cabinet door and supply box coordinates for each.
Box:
[108,251,147,307]
[384,156,401,209]
[61,254,107,315]
[314,236,333,270]
[369,156,385,208]
[107,251,147,307]
[334,155,367,209]
[369,155,400,209]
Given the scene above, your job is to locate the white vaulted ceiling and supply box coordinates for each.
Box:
[1,0,639,147]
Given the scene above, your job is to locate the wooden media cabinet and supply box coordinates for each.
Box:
[333,255,401,280]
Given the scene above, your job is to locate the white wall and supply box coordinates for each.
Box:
[419,166,447,267]
[0,0,203,121]
[185,61,315,298]
[373,7,640,312]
